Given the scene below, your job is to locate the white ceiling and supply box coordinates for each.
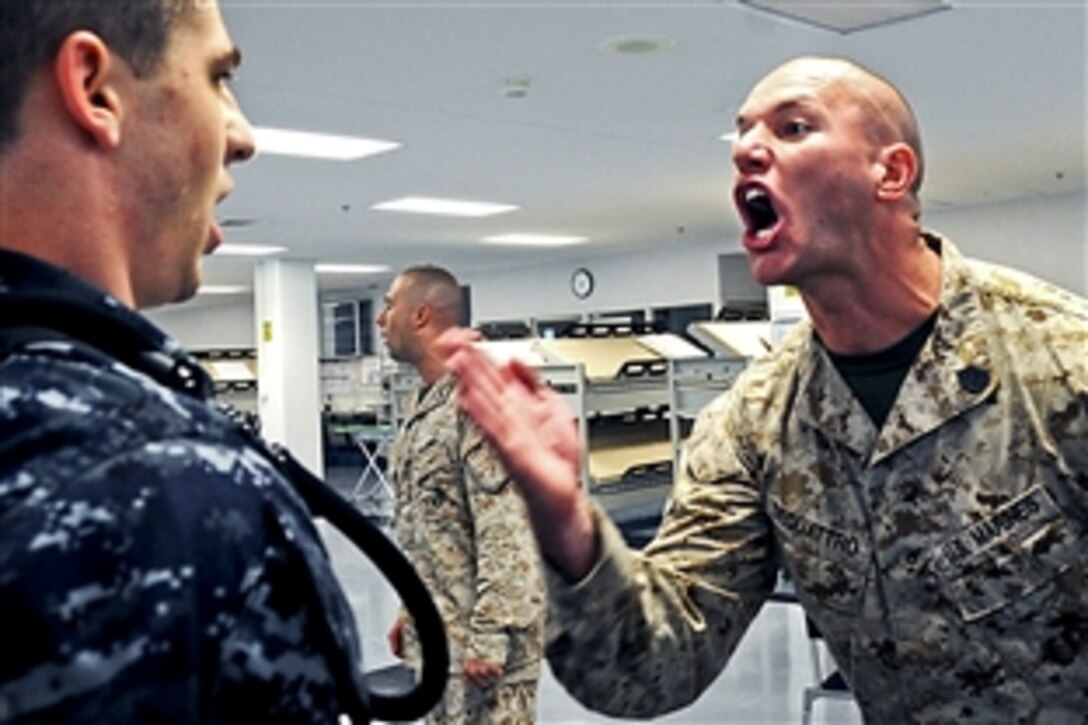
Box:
[204,0,1086,301]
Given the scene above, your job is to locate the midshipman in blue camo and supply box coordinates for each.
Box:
[0,251,367,723]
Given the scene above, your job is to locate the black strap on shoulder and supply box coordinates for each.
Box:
[0,292,449,722]
[0,324,71,354]
[270,446,450,718]
[0,294,210,398]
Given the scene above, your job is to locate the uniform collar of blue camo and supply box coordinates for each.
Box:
[0,248,210,396]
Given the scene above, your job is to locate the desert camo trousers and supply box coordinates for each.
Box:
[424,677,538,724]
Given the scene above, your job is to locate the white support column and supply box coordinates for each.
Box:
[254,259,324,476]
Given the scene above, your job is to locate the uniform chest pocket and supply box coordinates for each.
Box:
[407,460,465,520]
[928,484,1077,622]
[770,498,871,616]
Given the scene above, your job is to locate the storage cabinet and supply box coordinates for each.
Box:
[192,347,258,415]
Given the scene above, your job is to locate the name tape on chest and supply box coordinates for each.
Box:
[931,485,1059,577]
[771,499,863,560]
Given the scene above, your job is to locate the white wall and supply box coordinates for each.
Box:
[467,191,1087,324]
[465,238,724,325]
[150,192,1086,350]
[147,298,256,348]
[925,192,1086,296]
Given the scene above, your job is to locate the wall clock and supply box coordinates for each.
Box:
[571,267,594,299]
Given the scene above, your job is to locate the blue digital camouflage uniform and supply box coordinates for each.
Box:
[543,234,1088,723]
[0,250,367,723]
[390,374,545,724]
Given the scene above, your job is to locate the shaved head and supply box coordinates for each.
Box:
[400,265,463,328]
[757,56,925,200]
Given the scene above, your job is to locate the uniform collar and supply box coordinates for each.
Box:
[793,233,1000,465]
[403,372,457,423]
[0,249,171,350]
[0,248,214,399]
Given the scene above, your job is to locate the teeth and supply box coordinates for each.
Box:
[744,187,766,203]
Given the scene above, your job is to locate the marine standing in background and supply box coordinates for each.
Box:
[441,56,1088,723]
[379,266,545,724]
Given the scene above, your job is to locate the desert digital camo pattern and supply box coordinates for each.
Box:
[545,234,1088,723]
[391,374,545,723]
[0,250,366,723]
[429,677,538,725]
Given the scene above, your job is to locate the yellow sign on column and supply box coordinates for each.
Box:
[262,320,273,343]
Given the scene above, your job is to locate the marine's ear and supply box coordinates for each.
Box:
[53,30,124,149]
[412,302,433,329]
[874,142,918,203]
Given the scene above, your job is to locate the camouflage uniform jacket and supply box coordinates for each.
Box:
[0,250,367,723]
[391,373,544,683]
[545,234,1088,723]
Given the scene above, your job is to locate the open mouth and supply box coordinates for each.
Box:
[737,185,780,238]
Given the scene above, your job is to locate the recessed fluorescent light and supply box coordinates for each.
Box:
[372,197,518,218]
[740,0,949,33]
[253,127,400,161]
[719,131,738,144]
[481,234,588,247]
[315,263,392,275]
[199,285,249,295]
[215,243,287,257]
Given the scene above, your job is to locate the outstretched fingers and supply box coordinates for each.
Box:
[445,344,523,442]
[439,329,598,577]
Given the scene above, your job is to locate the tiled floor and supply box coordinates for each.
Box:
[320,465,862,724]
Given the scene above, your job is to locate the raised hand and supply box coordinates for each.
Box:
[438,328,599,579]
